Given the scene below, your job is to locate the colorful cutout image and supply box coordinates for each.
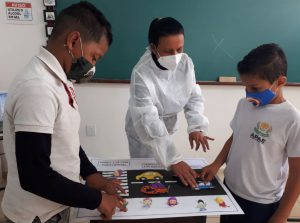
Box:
[194,181,215,190]
[215,197,230,208]
[135,171,163,181]
[141,182,169,195]
[113,169,123,177]
[197,199,207,211]
[120,199,128,209]
[167,197,178,207]
[142,198,152,208]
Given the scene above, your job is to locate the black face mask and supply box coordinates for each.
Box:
[66,37,96,83]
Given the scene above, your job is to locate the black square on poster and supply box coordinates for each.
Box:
[118,169,227,198]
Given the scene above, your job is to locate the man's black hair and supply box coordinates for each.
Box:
[148,17,184,46]
[51,1,112,45]
[237,43,287,83]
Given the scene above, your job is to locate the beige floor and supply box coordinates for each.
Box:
[0,171,298,223]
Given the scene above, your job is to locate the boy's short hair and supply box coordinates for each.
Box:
[237,43,287,83]
[51,1,112,45]
[148,17,184,46]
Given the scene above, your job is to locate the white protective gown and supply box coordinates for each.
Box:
[125,49,209,168]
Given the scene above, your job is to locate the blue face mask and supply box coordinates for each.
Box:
[246,87,276,107]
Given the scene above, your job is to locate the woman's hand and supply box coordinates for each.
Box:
[171,161,198,188]
[189,131,214,152]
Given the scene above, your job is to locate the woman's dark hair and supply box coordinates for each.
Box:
[51,1,112,45]
[237,43,287,83]
[148,17,184,45]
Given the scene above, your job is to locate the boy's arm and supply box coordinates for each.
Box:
[201,134,233,181]
[268,157,300,223]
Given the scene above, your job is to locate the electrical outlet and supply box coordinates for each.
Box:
[86,125,96,136]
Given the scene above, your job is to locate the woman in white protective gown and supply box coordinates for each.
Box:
[125,17,214,187]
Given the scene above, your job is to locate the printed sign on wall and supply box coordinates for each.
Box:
[5,2,33,21]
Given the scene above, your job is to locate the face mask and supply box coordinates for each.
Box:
[156,48,183,71]
[246,85,276,107]
[66,37,96,83]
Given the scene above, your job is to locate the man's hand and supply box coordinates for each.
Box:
[97,193,127,220]
[201,163,220,182]
[189,131,214,152]
[103,178,126,195]
[86,173,125,195]
[171,161,198,188]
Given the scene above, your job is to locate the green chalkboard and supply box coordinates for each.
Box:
[57,0,300,83]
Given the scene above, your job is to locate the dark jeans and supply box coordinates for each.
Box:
[221,181,280,223]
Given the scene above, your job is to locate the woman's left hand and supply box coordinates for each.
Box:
[189,131,214,152]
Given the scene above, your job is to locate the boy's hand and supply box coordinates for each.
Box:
[97,193,127,220]
[201,163,220,182]
[189,131,214,152]
[171,161,198,188]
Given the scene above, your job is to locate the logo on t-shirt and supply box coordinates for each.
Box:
[250,122,272,144]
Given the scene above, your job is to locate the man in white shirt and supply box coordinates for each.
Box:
[2,2,126,223]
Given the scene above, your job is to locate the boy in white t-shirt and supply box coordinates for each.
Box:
[201,43,300,223]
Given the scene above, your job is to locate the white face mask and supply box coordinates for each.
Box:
[158,53,183,71]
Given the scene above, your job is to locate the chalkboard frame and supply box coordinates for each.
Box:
[89,79,300,86]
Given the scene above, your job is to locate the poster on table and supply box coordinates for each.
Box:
[74,158,243,222]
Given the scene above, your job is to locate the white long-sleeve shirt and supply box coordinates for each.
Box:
[125,49,209,168]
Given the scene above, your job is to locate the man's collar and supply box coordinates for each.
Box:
[36,47,69,84]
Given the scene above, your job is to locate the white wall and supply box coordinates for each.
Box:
[75,84,241,161]
[0,0,46,90]
[75,84,300,163]
[1,0,300,164]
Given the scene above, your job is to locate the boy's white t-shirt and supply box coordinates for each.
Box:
[225,98,300,204]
